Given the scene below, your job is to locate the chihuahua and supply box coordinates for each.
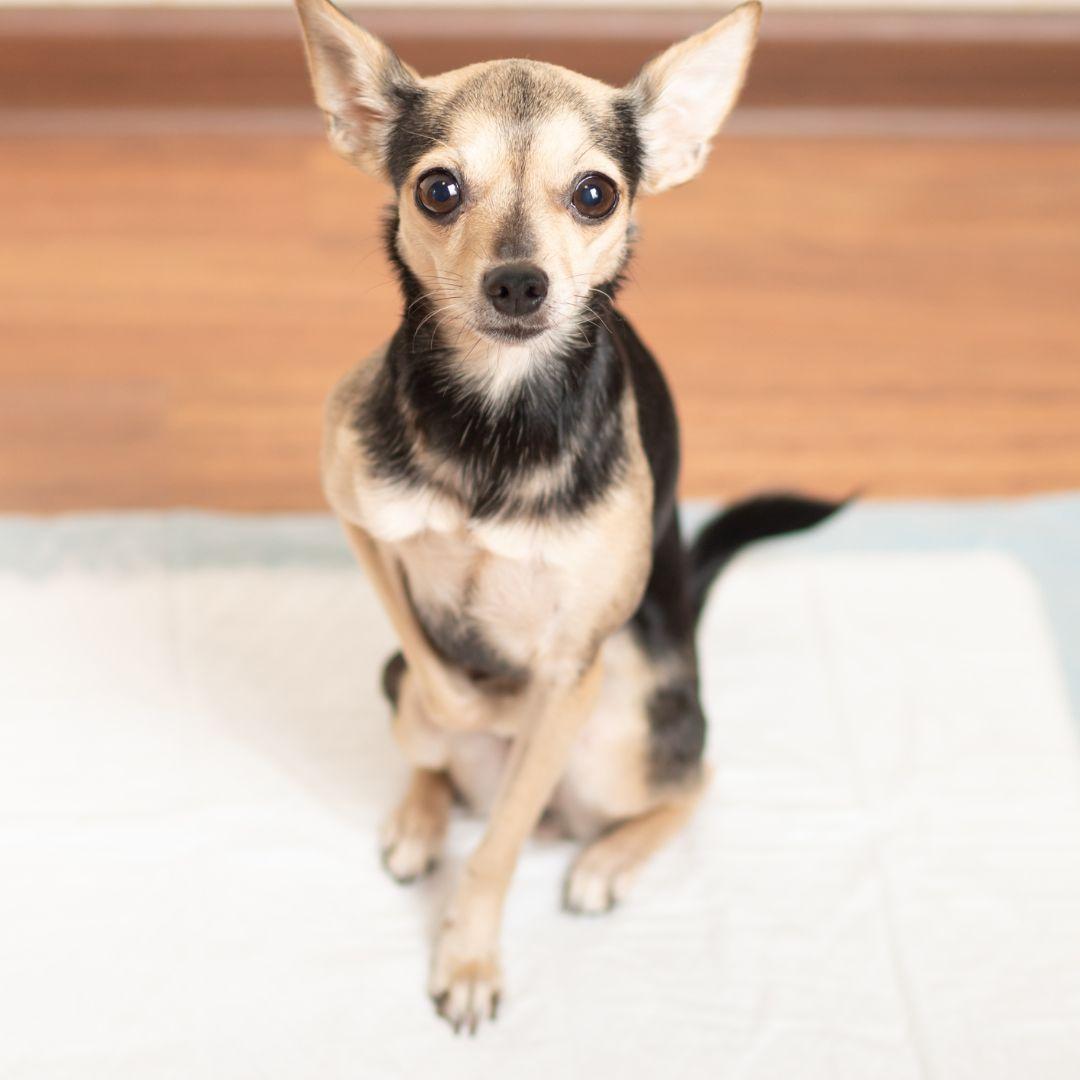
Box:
[295,0,839,1033]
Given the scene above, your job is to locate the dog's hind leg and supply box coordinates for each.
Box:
[378,656,456,883]
[563,776,707,915]
[381,767,454,884]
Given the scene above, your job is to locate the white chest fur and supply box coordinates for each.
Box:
[360,477,633,673]
[361,470,614,565]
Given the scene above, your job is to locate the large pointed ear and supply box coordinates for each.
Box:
[294,0,421,181]
[626,1,761,195]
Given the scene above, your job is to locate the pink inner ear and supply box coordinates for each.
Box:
[324,97,384,163]
[298,0,414,179]
[634,21,759,194]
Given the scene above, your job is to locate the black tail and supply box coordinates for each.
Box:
[689,493,848,622]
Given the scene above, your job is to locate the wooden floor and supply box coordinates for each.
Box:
[2,131,1079,511]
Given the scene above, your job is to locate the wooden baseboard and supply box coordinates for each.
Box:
[2,7,1078,506]
[1,7,1079,121]
[4,130,1078,507]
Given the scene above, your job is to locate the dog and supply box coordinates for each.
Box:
[294,0,840,1033]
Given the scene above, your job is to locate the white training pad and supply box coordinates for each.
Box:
[2,529,1079,1078]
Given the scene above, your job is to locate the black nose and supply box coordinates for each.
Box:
[483,263,549,316]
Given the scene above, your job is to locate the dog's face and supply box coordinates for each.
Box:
[296,0,760,359]
[390,62,640,351]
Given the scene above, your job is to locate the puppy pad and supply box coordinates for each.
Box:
[1,515,1078,1078]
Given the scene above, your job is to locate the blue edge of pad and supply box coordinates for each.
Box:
[1,495,1077,724]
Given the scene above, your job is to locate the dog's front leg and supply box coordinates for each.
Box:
[429,657,604,1033]
[339,519,484,730]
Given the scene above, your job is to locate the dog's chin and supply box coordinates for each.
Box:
[475,321,549,344]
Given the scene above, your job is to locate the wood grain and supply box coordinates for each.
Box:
[2,8,1079,113]
[1,132,1078,510]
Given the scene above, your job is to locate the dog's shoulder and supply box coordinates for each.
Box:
[323,342,384,435]
[322,341,449,538]
[608,309,680,538]
[321,344,378,525]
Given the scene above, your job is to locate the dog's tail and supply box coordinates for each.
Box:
[689,493,848,623]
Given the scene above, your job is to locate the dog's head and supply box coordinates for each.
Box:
[296,0,760,360]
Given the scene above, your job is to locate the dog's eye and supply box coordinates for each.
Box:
[417,170,462,216]
[571,174,618,220]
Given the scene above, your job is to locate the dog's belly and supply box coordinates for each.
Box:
[444,628,659,835]
[394,525,565,686]
[386,524,665,827]
[548,629,658,836]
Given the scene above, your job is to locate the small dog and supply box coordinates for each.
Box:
[295,0,839,1033]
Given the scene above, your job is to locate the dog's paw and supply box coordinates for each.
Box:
[381,833,438,884]
[429,925,502,1035]
[379,792,446,884]
[562,837,639,915]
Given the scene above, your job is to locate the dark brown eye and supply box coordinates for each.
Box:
[416,170,462,216]
[571,173,618,220]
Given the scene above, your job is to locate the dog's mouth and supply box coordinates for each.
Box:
[474,319,549,344]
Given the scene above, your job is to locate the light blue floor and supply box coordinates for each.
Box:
[2,495,1077,720]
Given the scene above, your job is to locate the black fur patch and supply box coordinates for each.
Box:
[381,650,406,706]
[607,95,645,196]
[494,203,535,261]
[645,678,706,786]
[399,564,529,688]
[605,308,706,784]
[689,495,847,620]
[387,62,645,198]
[631,514,694,660]
[611,306,679,537]
[357,211,628,523]
[384,79,448,190]
[414,606,529,690]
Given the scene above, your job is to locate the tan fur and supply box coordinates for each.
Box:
[430,653,606,1027]
[564,777,708,914]
[630,3,762,193]
[394,95,633,402]
[326,346,656,1028]
[552,630,674,839]
[294,0,422,178]
[298,0,763,1033]
[326,352,655,718]
[381,768,454,882]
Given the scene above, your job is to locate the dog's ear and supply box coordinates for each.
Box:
[626,1,761,195]
[294,0,420,180]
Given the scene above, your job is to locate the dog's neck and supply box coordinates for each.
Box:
[359,216,630,522]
